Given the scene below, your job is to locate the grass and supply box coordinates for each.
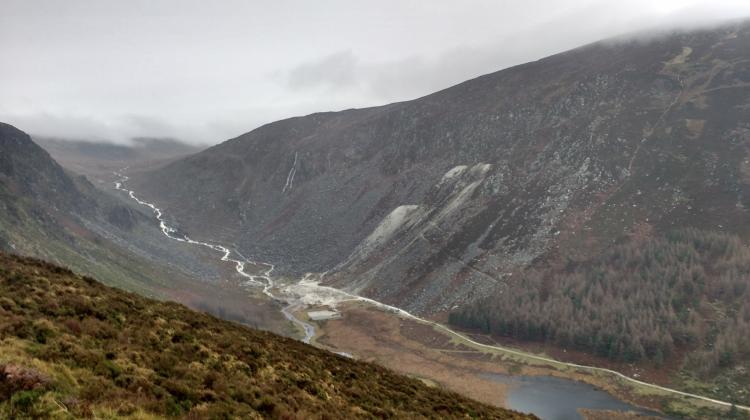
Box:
[0,252,531,419]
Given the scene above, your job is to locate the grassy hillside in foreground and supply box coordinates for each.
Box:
[0,253,531,419]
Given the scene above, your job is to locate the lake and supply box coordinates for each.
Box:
[483,373,664,419]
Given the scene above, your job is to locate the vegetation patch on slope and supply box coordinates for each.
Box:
[0,253,530,419]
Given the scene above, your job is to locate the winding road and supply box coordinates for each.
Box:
[113,170,749,414]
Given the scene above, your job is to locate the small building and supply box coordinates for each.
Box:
[307,310,341,321]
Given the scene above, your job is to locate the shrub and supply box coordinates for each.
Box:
[0,364,50,401]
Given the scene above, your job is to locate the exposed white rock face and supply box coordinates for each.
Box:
[334,161,506,304]
[469,163,492,176]
[434,181,482,220]
[346,205,425,266]
[441,165,468,182]
[365,205,422,247]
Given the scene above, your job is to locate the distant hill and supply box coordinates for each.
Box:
[0,252,530,419]
[0,124,207,297]
[36,136,203,180]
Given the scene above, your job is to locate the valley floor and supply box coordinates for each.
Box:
[305,301,747,419]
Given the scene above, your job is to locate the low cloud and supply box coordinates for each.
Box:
[283,46,510,102]
[280,5,750,108]
[0,112,226,145]
[2,1,750,144]
[288,50,359,91]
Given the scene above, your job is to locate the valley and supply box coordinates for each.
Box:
[113,166,748,418]
[4,9,750,418]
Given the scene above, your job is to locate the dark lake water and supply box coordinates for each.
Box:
[483,374,663,419]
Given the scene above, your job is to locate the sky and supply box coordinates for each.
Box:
[2,1,750,145]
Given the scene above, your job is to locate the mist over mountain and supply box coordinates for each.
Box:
[3,1,750,144]
[35,136,204,180]
[36,136,200,160]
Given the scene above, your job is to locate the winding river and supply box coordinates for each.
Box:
[113,170,316,343]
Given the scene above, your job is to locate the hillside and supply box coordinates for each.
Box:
[0,122,186,296]
[0,122,290,332]
[0,252,529,419]
[131,21,750,312]
[0,123,87,214]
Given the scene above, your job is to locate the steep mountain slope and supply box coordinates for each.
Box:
[0,124,88,215]
[0,252,529,419]
[0,123,171,294]
[132,21,750,314]
[1,122,294,336]
[0,123,211,297]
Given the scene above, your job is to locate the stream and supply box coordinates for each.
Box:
[113,170,317,343]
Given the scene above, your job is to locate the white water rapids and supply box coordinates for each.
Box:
[112,169,748,413]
